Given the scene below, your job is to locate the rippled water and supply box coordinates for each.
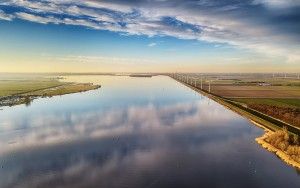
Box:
[0,76,299,188]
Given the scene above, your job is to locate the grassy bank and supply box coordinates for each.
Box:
[231,98,300,127]
[232,98,300,108]
[26,83,100,97]
[0,77,100,107]
[0,78,64,97]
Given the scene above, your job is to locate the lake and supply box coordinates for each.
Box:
[0,75,299,188]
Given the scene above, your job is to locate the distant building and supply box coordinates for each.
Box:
[257,82,271,86]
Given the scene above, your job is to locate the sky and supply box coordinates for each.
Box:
[0,0,299,73]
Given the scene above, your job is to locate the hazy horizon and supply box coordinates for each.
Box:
[0,69,299,74]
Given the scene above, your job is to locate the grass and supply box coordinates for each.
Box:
[208,85,300,98]
[0,79,64,97]
[232,98,300,109]
[186,74,300,97]
[206,77,300,86]
[0,76,101,107]
[190,76,300,98]
[231,98,300,127]
[27,83,100,97]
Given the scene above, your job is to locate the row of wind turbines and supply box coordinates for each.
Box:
[170,74,212,93]
[169,72,300,94]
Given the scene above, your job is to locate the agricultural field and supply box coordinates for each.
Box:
[209,85,300,98]
[0,74,100,107]
[27,83,100,97]
[232,98,300,109]
[233,98,300,127]
[176,73,300,128]
[184,74,300,99]
[0,76,65,97]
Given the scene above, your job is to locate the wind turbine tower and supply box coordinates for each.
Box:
[200,77,203,89]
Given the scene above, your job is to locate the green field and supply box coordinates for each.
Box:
[232,98,300,109]
[177,74,300,98]
[172,73,300,128]
[0,78,64,97]
[27,83,100,97]
[0,76,101,107]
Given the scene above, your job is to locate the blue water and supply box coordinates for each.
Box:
[0,76,299,188]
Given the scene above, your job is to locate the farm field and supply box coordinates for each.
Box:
[183,74,300,99]
[232,98,300,109]
[209,85,300,98]
[0,77,65,97]
[0,75,100,107]
[232,98,300,127]
[173,73,300,128]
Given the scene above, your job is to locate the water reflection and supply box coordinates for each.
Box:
[0,100,236,155]
[0,76,299,188]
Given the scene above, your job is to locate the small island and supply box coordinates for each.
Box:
[129,74,153,77]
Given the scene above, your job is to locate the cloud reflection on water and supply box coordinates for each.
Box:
[0,100,238,155]
[0,120,268,188]
[1,76,299,188]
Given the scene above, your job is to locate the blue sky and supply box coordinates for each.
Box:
[0,0,299,72]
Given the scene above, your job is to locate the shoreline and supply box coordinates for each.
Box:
[172,77,279,130]
[251,120,300,169]
[1,75,299,169]
[0,83,101,107]
[256,132,300,169]
[170,76,300,169]
[171,76,299,132]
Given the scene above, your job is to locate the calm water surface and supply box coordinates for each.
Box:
[0,76,299,188]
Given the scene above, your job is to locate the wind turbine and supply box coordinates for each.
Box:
[200,77,203,90]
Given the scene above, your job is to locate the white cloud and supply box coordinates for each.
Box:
[81,0,133,13]
[0,10,14,21]
[15,12,60,24]
[148,42,157,47]
[1,0,299,63]
[253,0,300,8]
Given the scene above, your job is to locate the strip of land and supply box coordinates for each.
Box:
[233,98,299,127]
[0,76,100,107]
[170,74,300,169]
[129,74,153,77]
[170,74,300,128]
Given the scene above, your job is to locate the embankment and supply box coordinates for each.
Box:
[171,76,300,169]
